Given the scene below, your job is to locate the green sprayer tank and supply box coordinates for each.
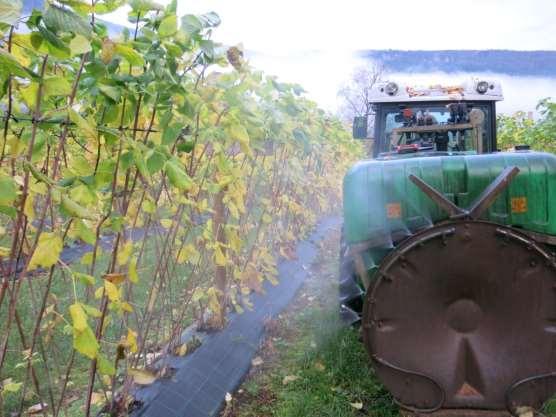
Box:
[341,79,556,417]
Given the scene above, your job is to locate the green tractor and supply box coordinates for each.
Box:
[341,79,556,416]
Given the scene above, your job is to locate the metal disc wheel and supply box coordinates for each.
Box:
[362,220,556,414]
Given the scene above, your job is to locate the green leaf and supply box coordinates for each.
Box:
[74,272,96,286]
[228,123,252,155]
[0,174,16,206]
[158,14,177,37]
[0,0,22,25]
[0,205,16,219]
[128,0,163,13]
[0,50,29,78]
[98,84,121,102]
[2,381,22,394]
[97,353,116,376]
[73,325,99,359]
[28,233,63,270]
[43,4,91,37]
[38,25,71,58]
[165,160,193,191]
[146,150,166,174]
[114,44,145,67]
[69,109,97,142]
[198,11,220,28]
[82,304,102,318]
[177,140,195,154]
[59,0,93,15]
[162,123,181,145]
[75,220,96,244]
[61,194,95,220]
[69,33,91,56]
[69,303,88,332]
[129,257,139,283]
[181,15,202,34]
[181,12,220,34]
[92,0,125,14]
[44,76,72,97]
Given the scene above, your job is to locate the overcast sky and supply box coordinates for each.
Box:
[103,0,556,112]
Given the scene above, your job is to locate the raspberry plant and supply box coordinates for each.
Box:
[0,0,361,415]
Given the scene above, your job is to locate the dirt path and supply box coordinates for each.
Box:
[222,227,399,417]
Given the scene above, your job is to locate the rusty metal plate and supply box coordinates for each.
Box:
[362,220,556,415]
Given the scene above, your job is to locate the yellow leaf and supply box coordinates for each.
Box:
[44,76,72,97]
[127,328,138,353]
[176,343,188,356]
[69,34,91,56]
[100,38,115,64]
[81,252,94,266]
[117,240,133,266]
[94,286,104,299]
[128,368,157,385]
[206,287,221,314]
[214,246,226,267]
[69,303,88,332]
[104,281,120,302]
[28,233,63,271]
[177,244,199,264]
[128,257,139,283]
[24,193,35,221]
[121,302,133,313]
[0,246,10,258]
[229,123,249,144]
[73,325,99,359]
[160,219,173,229]
[191,288,204,302]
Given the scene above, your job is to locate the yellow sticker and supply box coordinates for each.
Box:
[511,197,527,214]
[386,203,402,219]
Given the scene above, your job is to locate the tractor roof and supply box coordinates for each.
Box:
[369,79,503,103]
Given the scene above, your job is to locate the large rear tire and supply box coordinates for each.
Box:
[339,226,364,324]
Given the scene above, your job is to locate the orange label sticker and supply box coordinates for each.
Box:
[511,197,527,214]
[386,203,402,219]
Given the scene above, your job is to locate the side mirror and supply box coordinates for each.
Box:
[352,116,368,139]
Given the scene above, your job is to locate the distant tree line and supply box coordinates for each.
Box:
[360,50,556,77]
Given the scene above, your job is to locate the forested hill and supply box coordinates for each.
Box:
[361,50,556,77]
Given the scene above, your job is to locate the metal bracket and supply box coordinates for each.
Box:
[409,167,520,220]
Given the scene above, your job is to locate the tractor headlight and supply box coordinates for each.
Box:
[384,82,399,96]
[476,81,489,94]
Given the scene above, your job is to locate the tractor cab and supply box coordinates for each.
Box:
[353,79,503,158]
